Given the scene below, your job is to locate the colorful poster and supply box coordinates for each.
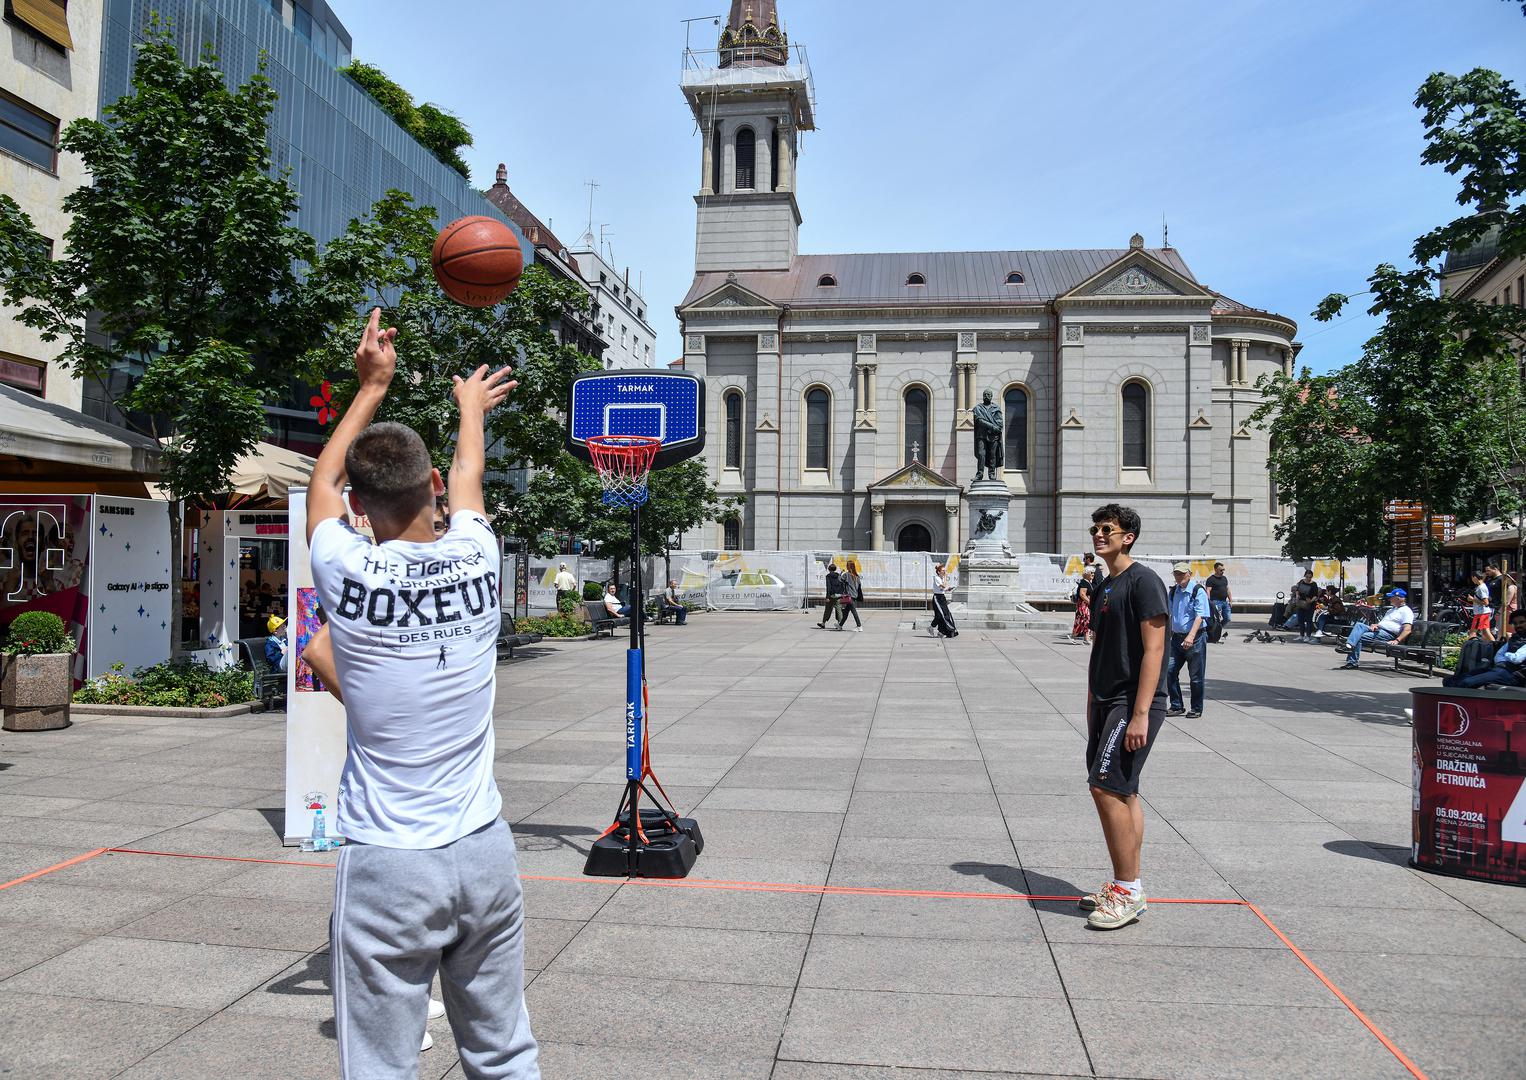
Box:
[1412,689,1526,886]
[0,496,91,682]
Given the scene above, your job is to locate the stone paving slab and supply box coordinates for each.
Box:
[0,614,1522,1077]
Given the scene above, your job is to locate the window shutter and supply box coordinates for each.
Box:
[8,0,72,50]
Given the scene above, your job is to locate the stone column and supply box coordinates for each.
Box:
[722,132,735,195]
[755,128,771,194]
[1232,339,1248,386]
[956,331,978,431]
[700,125,714,195]
[853,333,877,430]
[1056,320,1086,548]
[944,501,959,555]
[776,123,793,192]
[871,505,884,551]
[753,331,781,548]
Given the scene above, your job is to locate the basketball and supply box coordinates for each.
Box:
[431,216,524,307]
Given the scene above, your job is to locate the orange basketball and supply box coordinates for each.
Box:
[431,216,524,307]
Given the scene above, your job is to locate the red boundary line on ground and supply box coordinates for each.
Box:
[0,847,1428,1080]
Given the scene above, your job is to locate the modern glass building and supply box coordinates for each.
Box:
[90,0,525,451]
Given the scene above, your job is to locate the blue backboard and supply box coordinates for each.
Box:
[566,370,705,470]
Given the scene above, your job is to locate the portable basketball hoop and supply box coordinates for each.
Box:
[586,434,661,508]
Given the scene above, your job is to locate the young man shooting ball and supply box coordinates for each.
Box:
[307,309,539,1078]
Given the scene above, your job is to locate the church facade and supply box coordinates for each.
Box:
[676,3,1297,557]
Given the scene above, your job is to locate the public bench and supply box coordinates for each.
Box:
[584,600,629,638]
[236,638,286,709]
[496,616,543,661]
[1371,620,1457,676]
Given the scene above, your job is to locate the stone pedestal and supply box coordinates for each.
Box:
[952,479,1029,626]
[2,653,73,732]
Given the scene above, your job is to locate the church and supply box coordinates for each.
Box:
[676,2,1297,557]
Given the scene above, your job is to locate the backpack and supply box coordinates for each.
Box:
[1457,637,1494,677]
[1173,583,1221,642]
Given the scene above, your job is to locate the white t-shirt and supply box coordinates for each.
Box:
[1472,583,1491,616]
[1377,603,1416,637]
[604,592,622,615]
[310,510,503,849]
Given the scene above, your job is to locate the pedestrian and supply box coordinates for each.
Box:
[659,579,688,625]
[1069,564,1097,644]
[264,614,289,674]
[1313,586,1345,639]
[1467,569,1495,642]
[1484,564,1506,632]
[1340,588,1415,669]
[1165,563,1209,718]
[1443,609,1526,688]
[1080,503,1168,931]
[817,563,842,629]
[552,562,577,609]
[1204,561,1232,640]
[929,562,958,638]
[1290,569,1320,641]
[305,309,539,1076]
[836,560,864,632]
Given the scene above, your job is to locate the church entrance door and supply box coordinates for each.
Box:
[896,523,933,552]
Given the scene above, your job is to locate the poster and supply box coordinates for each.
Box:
[282,487,357,845]
[0,496,92,682]
[86,496,173,678]
[1412,689,1526,886]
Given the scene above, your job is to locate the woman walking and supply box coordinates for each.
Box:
[1070,563,1097,643]
[929,563,959,638]
[836,560,864,632]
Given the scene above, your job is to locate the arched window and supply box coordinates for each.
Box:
[817,274,837,287]
[770,125,780,191]
[724,390,743,470]
[735,126,756,190]
[1122,381,1150,469]
[1003,386,1029,471]
[1005,271,1025,285]
[903,385,929,466]
[723,517,741,549]
[906,272,926,286]
[711,122,724,193]
[804,386,830,471]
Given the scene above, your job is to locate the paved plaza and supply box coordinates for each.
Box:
[0,612,1522,1079]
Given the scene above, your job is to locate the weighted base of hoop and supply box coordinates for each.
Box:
[583,808,703,878]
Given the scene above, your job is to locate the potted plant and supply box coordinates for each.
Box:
[2,611,76,732]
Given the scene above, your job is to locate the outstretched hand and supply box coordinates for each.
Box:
[355,307,398,391]
[452,364,517,416]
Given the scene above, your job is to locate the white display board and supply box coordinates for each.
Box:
[282,487,351,846]
[86,496,173,677]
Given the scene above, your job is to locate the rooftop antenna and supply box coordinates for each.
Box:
[583,179,599,240]
[600,224,614,265]
[1162,212,1170,249]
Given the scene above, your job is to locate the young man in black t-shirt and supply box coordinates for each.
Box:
[1204,563,1232,639]
[1081,503,1168,930]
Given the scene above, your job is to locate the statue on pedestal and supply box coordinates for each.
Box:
[972,389,1004,481]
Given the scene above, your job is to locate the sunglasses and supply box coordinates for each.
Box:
[1088,525,1126,538]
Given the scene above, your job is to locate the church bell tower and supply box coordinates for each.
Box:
[681,1,816,272]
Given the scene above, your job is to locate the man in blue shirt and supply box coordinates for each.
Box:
[1166,563,1209,718]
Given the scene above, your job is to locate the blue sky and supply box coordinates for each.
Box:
[327,0,1526,372]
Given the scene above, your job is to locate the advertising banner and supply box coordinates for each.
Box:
[86,497,172,678]
[1412,688,1526,886]
[283,487,354,846]
[0,495,92,682]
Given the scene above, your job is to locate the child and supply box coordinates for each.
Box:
[307,309,539,1078]
[263,614,288,673]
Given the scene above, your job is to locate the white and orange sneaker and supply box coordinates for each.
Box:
[1086,882,1146,930]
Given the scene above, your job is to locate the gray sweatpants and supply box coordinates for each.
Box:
[331,818,540,1079]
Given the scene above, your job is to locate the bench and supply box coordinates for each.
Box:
[1371,620,1458,676]
[584,600,629,638]
[496,616,543,661]
[235,637,286,709]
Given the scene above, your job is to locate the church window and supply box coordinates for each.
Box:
[1005,271,1025,285]
[903,385,929,466]
[724,390,743,470]
[770,126,780,191]
[1121,380,1150,469]
[804,386,830,470]
[735,126,756,190]
[1003,386,1029,472]
[817,274,837,287]
[711,122,724,192]
[723,517,741,549]
[906,272,926,286]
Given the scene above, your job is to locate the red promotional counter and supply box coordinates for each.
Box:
[1412,686,1526,886]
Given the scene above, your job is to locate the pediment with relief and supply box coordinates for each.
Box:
[684,282,779,311]
[868,460,960,491]
[1092,265,1179,296]
[1059,249,1215,304]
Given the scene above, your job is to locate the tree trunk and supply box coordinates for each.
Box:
[168,500,184,658]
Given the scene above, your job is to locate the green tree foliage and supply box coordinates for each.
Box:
[341,61,472,179]
[302,190,598,520]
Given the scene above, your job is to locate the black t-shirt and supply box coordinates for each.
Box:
[1088,562,1169,706]
[1293,580,1320,608]
[1487,576,1504,607]
[1205,573,1230,602]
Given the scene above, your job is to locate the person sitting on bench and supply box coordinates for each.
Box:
[1340,589,1414,670]
[1444,609,1526,688]
[659,580,688,625]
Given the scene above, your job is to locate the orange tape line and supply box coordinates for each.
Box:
[1244,903,1428,1080]
[0,847,109,891]
[108,847,336,869]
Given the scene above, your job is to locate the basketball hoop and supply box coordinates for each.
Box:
[586,435,661,507]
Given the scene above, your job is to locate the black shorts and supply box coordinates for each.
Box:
[1086,698,1166,797]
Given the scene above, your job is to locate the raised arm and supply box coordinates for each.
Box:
[307,308,397,541]
[447,363,517,517]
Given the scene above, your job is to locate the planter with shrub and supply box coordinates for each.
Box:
[73,658,257,715]
[2,611,77,732]
[514,614,594,639]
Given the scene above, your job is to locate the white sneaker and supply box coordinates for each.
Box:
[427,998,445,1020]
[851,626,862,633]
[926,625,938,637]
[420,1030,434,1052]
[1086,882,1147,930]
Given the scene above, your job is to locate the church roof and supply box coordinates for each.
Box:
[482,165,578,272]
[683,247,1198,307]
[720,1,788,67]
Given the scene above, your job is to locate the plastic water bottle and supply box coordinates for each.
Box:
[311,807,330,852]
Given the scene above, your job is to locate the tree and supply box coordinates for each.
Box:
[0,25,349,649]
[340,61,472,179]
[301,190,599,519]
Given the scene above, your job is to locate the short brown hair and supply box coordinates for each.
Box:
[345,422,433,525]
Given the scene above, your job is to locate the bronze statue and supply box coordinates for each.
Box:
[972,389,1004,480]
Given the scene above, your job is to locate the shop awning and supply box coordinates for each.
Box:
[226,441,315,502]
[1442,520,1521,552]
[7,0,73,50]
[0,383,160,476]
